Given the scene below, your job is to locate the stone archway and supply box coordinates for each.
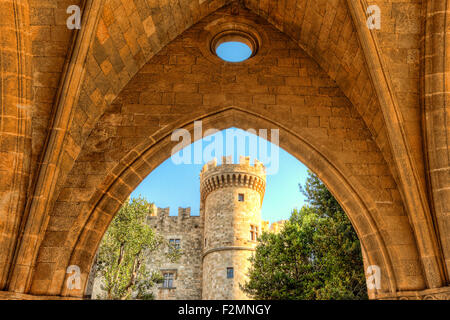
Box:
[1,0,449,300]
[28,5,426,299]
[61,107,398,299]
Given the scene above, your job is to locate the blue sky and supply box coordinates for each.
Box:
[131,128,309,223]
[216,41,253,62]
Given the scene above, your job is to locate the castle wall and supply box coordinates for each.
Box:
[89,207,204,300]
[146,207,203,300]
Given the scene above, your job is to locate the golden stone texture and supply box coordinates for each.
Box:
[0,0,448,300]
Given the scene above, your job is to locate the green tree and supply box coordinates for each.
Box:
[242,171,368,300]
[95,197,180,300]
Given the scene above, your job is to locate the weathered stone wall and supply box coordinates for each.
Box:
[45,4,422,297]
[146,207,203,300]
[0,0,449,300]
[202,249,255,300]
[89,206,203,300]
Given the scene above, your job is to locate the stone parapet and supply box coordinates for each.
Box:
[200,156,266,202]
[147,206,198,219]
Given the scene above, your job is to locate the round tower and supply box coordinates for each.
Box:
[200,156,266,300]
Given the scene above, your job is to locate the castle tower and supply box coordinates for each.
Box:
[200,156,266,299]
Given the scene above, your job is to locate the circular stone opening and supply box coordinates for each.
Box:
[212,31,258,63]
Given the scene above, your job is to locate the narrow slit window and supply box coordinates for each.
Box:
[238,193,244,202]
[250,225,259,241]
[227,267,234,279]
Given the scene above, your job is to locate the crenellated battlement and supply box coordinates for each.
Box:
[200,155,265,176]
[200,156,266,201]
[262,220,287,233]
[147,204,199,219]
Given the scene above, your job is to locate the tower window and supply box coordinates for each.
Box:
[227,267,234,279]
[205,238,207,247]
[163,272,175,288]
[238,193,244,202]
[169,238,181,250]
[250,225,259,241]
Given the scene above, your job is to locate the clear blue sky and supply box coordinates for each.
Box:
[216,41,252,62]
[131,128,309,223]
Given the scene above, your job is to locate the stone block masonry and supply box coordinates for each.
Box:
[1,0,449,300]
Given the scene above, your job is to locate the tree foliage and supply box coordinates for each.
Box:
[95,197,180,300]
[242,171,368,300]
